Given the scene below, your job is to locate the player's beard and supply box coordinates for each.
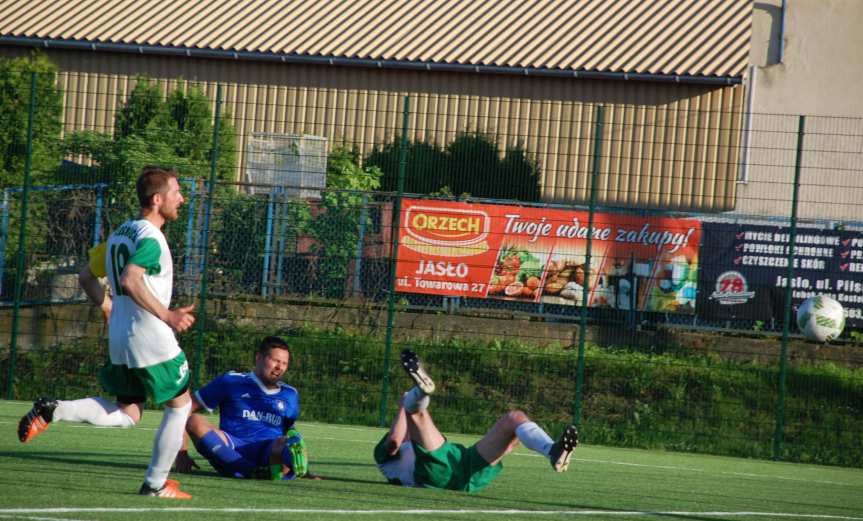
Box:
[160,204,180,222]
[261,369,283,387]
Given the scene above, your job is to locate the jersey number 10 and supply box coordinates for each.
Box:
[110,243,131,296]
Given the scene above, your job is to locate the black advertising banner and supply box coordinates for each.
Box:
[697,223,863,327]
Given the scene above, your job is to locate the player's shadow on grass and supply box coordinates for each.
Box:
[3,450,228,480]
[301,474,392,486]
[3,450,149,469]
[302,459,404,486]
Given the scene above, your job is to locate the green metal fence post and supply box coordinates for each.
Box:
[379,95,410,426]
[773,114,805,460]
[5,72,37,400]
[573,105,604,427]
[192,84,223,390]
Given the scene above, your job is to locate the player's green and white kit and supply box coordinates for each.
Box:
[374,436,502,493]
[95,218,189,404]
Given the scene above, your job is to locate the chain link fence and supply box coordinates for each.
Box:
[1,70,862,467]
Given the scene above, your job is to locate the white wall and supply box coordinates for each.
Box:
[737,0,863,222]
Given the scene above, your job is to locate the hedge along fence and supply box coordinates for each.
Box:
[4,323,862,467]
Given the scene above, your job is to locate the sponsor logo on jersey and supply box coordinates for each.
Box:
[240,393,251,399]
[242,409,282,426]
[113,222,142,242]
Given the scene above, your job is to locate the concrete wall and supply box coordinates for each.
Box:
[3,300,860,367]
[737,0,863,221]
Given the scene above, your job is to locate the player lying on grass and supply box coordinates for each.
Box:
[374,348,578,493]
[172,335,316,480]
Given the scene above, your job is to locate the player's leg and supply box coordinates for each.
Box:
[399,349,432,418]
[475,410,578,472]
[98,362,146,424]
[473,410,525,466]
[193,429,266,479]
[405,403,446,452]
[48,396,140,426]
[372,403,414,486]
[384,404,410,456]
[18,369,143,443]
[137,353,193,499]
[400,348,444,451]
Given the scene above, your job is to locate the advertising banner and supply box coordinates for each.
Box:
[395,198,702,313]
[697,222,863,327]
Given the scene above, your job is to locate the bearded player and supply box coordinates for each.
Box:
[173,336,312,481]
[19,166,195,498]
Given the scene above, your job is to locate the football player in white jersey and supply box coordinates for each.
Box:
[18,166,195,499]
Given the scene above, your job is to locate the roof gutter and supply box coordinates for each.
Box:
[0,36,742,86]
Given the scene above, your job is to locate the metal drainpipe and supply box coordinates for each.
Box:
[779,0,786,63]
[740,65,756,184]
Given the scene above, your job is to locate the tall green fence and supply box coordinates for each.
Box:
[2,70,862,468]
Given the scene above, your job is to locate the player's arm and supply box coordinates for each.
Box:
[79,266,112,321]
[120,263,195,332]
[79,242,112,323]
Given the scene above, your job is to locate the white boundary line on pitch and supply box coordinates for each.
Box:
[1,509,862,519]
[0,515,88,521]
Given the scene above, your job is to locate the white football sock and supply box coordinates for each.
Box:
[515,421,554,457]
[402,387,430,413]
[53,397,136,427]
[144,400,192,489]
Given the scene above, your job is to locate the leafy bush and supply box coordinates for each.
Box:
[0,52,63,188]
[5,322,862,467]
[305,147,382,298]
[64,78,237,221]
[367,132,540,201]
[0,53,64,278]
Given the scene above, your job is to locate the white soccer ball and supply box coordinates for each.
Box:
[796,295,846,343]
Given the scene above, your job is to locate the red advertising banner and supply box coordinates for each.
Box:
[395,198,702,313]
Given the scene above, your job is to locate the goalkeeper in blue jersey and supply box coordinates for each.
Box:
[174,335,313,480]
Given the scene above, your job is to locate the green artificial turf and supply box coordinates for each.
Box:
[1,400,862,521]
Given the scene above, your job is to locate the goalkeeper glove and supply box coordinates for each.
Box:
[281,428,308,480]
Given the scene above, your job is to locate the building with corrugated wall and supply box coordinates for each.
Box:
[0,0,752,212]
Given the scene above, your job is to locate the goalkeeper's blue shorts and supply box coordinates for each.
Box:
[221,432,277,470]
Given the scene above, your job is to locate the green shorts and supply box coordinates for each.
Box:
[373,434,394,466]
[413,439,502,493]
[98,352,190,405]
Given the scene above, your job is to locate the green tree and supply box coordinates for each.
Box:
[64,78,237,218]
[445,133,540,201]
[114,79,165,139]
[306,147,382,298]
[366,132,540,201]
[366,140,448,194]
[0,53,64,294]
[212,192,310,296]
[0,52,63,187]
